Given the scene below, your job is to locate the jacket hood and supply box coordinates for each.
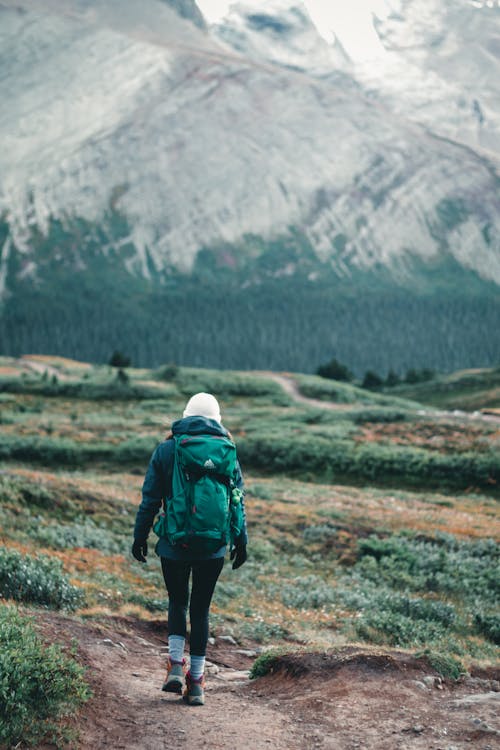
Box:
[171,415,228,437]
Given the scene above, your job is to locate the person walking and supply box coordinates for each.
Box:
[132,392,248,706]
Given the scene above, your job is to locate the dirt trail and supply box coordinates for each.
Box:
[263,372,500,424]
[39,613,499,750]
[18,356,69,380]
[40,613,297,750]
[265,373,353,411]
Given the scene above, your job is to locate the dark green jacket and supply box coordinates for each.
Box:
[133,415,247,560]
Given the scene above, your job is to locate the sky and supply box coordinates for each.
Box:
[196,0,394,59]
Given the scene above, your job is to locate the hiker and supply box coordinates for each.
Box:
[131,392,248,706]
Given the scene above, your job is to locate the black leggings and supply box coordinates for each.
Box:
[161,557,224,656]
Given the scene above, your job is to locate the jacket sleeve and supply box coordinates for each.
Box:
[234,459,249,546]
[133,441,173,542]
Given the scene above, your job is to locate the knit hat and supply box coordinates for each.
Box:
[183,392,221,423]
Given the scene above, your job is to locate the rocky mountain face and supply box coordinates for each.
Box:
[0,0,499,372]
[362,0,500,157]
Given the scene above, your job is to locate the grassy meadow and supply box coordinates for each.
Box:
[0,355,499,745]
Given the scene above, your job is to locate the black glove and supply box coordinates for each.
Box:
[132,539,148,563]
[230,543,247,570]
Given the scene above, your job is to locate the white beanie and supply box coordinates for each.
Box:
[183,392,221,423]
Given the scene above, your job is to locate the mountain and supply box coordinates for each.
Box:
[361,0,500,157]
[0,0,499,374]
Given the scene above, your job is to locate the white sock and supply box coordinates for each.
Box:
[168,635,185,663]
[189,655,205,680]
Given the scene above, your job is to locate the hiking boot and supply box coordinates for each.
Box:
[162,658,186,694]
[183,671,205,706]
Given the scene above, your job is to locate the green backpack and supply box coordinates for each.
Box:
[153,433,244,553]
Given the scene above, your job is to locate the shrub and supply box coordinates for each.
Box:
[355,610,449,647]
[177,368,288,399]
[303,524,337,544]
[0,547,84,610]
[316,358,353,382]
[237,435,500,490]
[248,483,274,500]
[362,370,384,389]
[348,408,409,423]
[109,350,131,367]
[155,363,179,381]
[126,592,167,612]
[34,519,124,554]
[0,377,169,400]
[0,474,55,510]
[385,370,400,387]
[0,605,91,747]
[280,575,336,609]
[356,533,499,599]
[405,368,436,384]
[115,368,130,385]
[249,649,285,678]
[474,613,500,645]
[0,434,156,467]
[416,648,465,680]
[333,532,499,657]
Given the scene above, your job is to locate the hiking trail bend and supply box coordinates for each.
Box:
[261,372,500,424]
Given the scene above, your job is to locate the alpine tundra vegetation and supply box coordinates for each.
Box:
[0,356,498,746]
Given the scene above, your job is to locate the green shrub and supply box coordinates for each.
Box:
[0,605,91,747]
[0,434,157,467]
[126,592,167,612]
[296,374,416,408]
[0,547,84,610]
[249,649,285,678]
[355,610,450,647]
[155,363,179,381]
[331,532,499,656]
[378,591,456,626]
[0,474,55,509]
[417,648,465,680]
[0,376,169,400]
[356,533,499,598]
[303,524,337,544]
[109,350,131,368]
[474,613,500,645]
[280,575,336,609]
[241,620,289,644]
[34,519,124,554]
[316,357,353,382]
[177,368,290,401]
[348,408,409,423]
[238,434,500,490]
[362,370,384,389]
[247,483,274,500]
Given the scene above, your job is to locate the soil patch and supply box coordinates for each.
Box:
[34,613,499,750]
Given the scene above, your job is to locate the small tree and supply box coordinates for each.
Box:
[385,369,400,387]
[157,363,179,381]
[115,368,130,385]
[419,368,436,382]
[405,368,420,384]
[109,350,131,368]
[316,357,353,382]
[405,368,436,384]
[362,370,384,389]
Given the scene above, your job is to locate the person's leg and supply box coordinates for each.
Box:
[184,556,224,705]
[189,557,225,665]
[161,557,191,642]
[160,558,191,692]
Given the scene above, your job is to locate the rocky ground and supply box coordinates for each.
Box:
[37,613,499,750]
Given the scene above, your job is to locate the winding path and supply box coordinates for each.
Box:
[260,371,500,424]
